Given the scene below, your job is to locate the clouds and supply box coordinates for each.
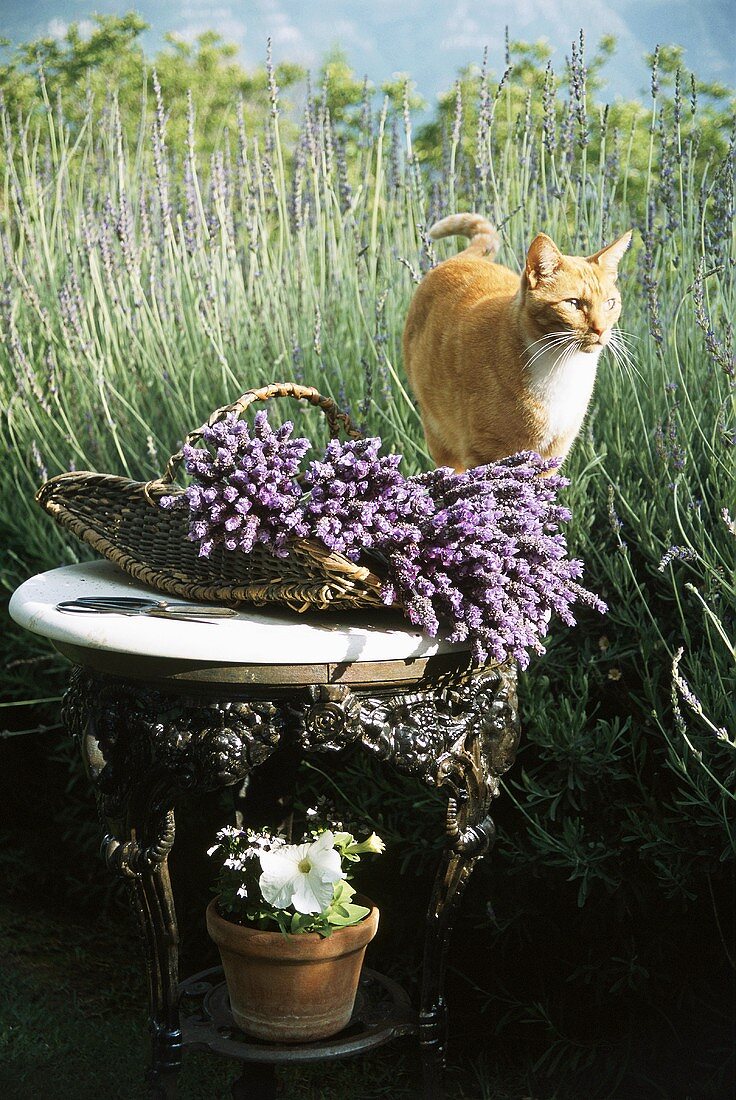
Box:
[254,0,317,63]
[169,0,319,68]
[439,0,638,61]
[440,1,483,52]
[328,19,376,56]
[47,18,95,42]
[172,4,247,47]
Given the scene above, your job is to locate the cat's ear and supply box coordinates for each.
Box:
[525,234,563,287]
[587,230,633,274]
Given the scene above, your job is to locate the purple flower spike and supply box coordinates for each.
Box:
[171,411,310,560]
[373,454,606,667]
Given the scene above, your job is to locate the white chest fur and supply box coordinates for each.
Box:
[525,345,601,448]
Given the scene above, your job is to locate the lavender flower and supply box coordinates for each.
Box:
[658,545,697,571]
[542,62,557,156]
[476,47,491,187]
[569,31,589,149]
[674,68,683,128]
[151,69,171,229]
[650,46,660,101]
[654,415,686,474]
[640,197,663,346]
[721,509,736,538]
[381,455,606,668]
[31,440,47,483]
[335,133,353,212]
[161,411,310,558]
[301,437,433,562]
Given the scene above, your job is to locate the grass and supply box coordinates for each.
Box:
[0,37,734,1097]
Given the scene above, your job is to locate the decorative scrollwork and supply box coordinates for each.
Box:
[357,665,518,793]
[297,684,362,752]
[103,809,176,876]
[359,690,454,778]
[63,669,285,867]
[445,798,495,856]
[63,660,518,870]
[64,662,517,805]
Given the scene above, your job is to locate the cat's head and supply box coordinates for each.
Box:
[521,231,632,352]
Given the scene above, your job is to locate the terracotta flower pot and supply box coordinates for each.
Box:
[206,897,379,1042]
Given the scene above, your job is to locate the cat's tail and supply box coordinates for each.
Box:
[428,212,500,259]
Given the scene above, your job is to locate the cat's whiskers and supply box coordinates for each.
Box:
[611,327,641,355]
[526,330,573,350]
[525,344,573,369]
[610,326,641,362]
[525,343,576,370]
[606,328,644,385]
[612,335,640,359]
[554,339,583,374]
[605,339,628,378]
[524,331,578,369]
[528,339,583,371]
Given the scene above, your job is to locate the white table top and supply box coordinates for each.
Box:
[9,561,467,666]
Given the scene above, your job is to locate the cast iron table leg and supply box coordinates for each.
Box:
[106,815,183,1098]
[62,657,518,1099]
[319,659,519,1099]
[419,840,490,1099]
[64,669,184,1098]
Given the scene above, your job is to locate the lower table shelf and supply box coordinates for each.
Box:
[179,966,418,1065]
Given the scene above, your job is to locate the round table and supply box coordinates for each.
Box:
[10,561,520,1099]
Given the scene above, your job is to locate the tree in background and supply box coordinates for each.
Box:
[0,13,304,155]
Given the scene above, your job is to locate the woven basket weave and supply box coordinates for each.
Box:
[36,383,388,612]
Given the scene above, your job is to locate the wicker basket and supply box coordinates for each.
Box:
[36,383,388,612]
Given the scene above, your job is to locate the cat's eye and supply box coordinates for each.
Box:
[564,298,582,309]
[606,298,617,309]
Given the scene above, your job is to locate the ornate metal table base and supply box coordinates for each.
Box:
[62,652,519,1099]
[180,966,417,1100]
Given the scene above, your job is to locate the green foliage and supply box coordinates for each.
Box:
[0,25,733,1095]
[0,12,148,122]
[2,887,530,1097]
[318,46,371,127]
[0,13,304,156]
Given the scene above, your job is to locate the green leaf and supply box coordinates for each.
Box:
[327,903,370,927]
[332,880,356,904]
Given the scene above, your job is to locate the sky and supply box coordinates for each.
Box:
[0,0,733,105]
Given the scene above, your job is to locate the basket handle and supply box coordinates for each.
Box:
[152,382,363,489]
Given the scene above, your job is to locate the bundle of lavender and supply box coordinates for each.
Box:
[160,411,605,667]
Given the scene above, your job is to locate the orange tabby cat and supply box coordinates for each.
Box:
[403,213,632,470]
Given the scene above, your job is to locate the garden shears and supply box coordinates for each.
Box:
[55,596,238,624]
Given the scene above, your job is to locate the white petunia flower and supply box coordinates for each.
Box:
[258,830,345,915]
[351,832,385,855]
